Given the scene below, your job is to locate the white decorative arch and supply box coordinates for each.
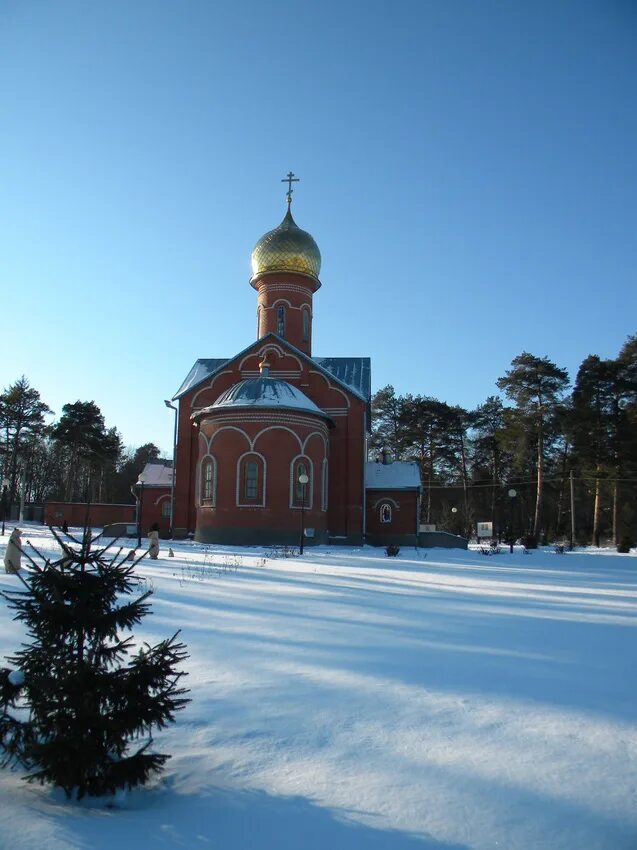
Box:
[372,496,400,510]
[272,298,293,308]
[208,425,251,451]
[191,370,234,409]
[238,344,303,373]
[252,424,303,452]
[302,430,328,455]
[308,370,351,408]
[289,454,314,510]
[236,450,267,507]
[379,503,393,524]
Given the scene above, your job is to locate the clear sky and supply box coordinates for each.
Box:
[1,1,636,453]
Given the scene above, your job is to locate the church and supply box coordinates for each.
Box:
[142,176,421,547]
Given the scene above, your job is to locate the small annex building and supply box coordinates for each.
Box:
[145,181,421,547]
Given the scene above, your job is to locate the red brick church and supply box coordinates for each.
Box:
[143,178,421,546]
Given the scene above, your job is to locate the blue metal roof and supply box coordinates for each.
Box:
[173,335,371,403]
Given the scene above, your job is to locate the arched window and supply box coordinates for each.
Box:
[380,503,392,524]
[201,457,216,505]
[302,308,310,343]
[277,305,286,337]
[244,460,258,500]
[290,456,313,508]
[237,453,266,506]
[321,458,328,512]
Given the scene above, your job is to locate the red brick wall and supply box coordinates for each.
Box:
[44,502,136,528]
[254,272,317,356]
[139,487,172,534]
[194,409,329,542]
[366,490,419,542]
[174,337,367,541]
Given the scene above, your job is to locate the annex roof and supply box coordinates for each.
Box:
[173,334,371,403]
[365,461,421,491]
[140,461,173,488]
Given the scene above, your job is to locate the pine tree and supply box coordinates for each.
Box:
[497,353,569,540]
[0,527,189,799]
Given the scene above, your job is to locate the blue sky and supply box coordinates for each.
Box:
[1,1,636,453]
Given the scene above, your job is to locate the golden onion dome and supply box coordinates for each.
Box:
[251,207,321,283]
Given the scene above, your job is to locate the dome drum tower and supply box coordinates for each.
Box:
[251,206,321,357]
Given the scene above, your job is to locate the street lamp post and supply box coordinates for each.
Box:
[164,400,178,538]
[508,489,517,554]
[451,506,458,533]
[136,473,146,548]
[1,478,9,536]
[298,472,309,555]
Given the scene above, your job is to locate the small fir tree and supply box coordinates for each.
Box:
[0,527,189,799]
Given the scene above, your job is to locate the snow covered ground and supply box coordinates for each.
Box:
[1,526,636,849]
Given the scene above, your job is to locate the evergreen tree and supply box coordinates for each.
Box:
[0,377,52,503]
[571,355,617,545]
[369,386,407,460]
[497,353,569,540]
[51,401,123,501]
[0,528,189,799]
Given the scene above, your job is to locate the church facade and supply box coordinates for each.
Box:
[157,185,420,546]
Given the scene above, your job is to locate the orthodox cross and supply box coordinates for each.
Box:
[281,171,299,206]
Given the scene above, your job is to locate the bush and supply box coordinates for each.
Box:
[385,544,400,557]
[617,536,634,554]
[522,535,538,550]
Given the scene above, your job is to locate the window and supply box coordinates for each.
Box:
[257,306,262,338]
[244,460,258,500]
[202,458,214,502]
[277,305,285,337]
[296,462,307,502]
[161,500,171,518]
[237,453,265,506]
[321,459,328,511]
[302,308,310,342]
[290,456,313,508]
[380,503,392,524]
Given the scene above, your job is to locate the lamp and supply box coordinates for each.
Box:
[508,489,517,554]
[164,400,178,538]
[298,471,309,555]
[136,472,147,548]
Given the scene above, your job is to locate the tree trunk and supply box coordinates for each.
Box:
[533,425,543,539]
[592,466,602,547]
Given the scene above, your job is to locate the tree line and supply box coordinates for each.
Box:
[370,335,637,546]
[0,377,163,507]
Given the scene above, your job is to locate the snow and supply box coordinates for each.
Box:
[203,377,330,418]
[1,526,636,849]
[365,461,422,489]
[140,461,173,487]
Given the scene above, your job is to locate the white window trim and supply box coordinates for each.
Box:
[199,454,217,508]
[236,451,267,507]
[321,458,328,512]
[289,454,313,510]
